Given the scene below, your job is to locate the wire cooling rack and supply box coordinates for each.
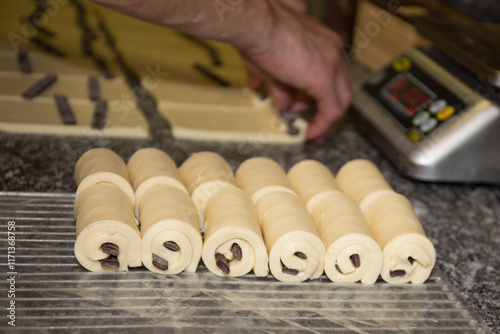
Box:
[0,192,492,333]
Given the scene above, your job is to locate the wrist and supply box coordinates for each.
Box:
[213,0,277,52]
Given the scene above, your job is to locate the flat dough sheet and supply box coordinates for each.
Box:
[156,83,307,144]
[0,96,148,138]
[0,71,132,102]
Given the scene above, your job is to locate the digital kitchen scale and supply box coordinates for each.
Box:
[353,19,500,183]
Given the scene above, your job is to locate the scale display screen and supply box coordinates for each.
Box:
[361,53,465,137]
[385,75,433,115]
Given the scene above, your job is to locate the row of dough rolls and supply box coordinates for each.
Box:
[129,148,202,274]
[236,158,325,282]
[73,148,434,284]
[180,152,268,277]
[73,148,141,272]
[288,160,383,284]
[337,159,436,284]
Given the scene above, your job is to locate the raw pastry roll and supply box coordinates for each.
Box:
[128,148,187,215]
[363,192,436,284]
[236,157,296,204]
[287,159,340,212]
[179,151,235,230]
[336,159,393,207]
[288,160,382,284]
[73,183,141,271]
[202,186,268,277]
[310,192,383,284]
[255,191,325,282]
[74,148,135,206]
[138,184,202,274]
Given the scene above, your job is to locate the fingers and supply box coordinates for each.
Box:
[305,59,352,144]
[246,67,264,90]
[268,81,294,111]
[335,57,353,110]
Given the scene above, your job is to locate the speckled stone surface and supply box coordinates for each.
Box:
[1,107,498,332]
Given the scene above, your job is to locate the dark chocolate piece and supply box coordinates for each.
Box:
[100,255,119,269]
[281,109,296,124]
[91,100,107,129]
[152,254,169,271]
[88,76,100,101]
[30,37,65,57]
[22,74,57,99]
[389,270,407,277]
[17,50,32,73]
[281,109,300,136]
[100,242,119,256]
[21,15,55,38]
[193,63,230,87]
[97,18,116,48]
[215,253,230,275]
[74,4,97,40]
[335,264,343,274]
[281,262,299,276]
[181,34,222,67]
[81,32,95,56]
[163,241,180,252]
[350,254,361,268]
[408,257,415,265]
[294,252,307,260]
[255,86,269,100]
[54,95,77,125]
[287,126,300,136]
[231,243,242,261]
[93,56,114,79]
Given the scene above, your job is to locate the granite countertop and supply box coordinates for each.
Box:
[1,105,499,332]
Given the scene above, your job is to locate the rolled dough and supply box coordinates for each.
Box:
[73,183,141,271]
[179,152,235,231]
[74,148,135,206]
[287,159,340,211]
[336,159,393,205]
[128,148,188,216]
[255,191,325,282]
[310,192,383,284]
[138,184,202,274]
[236,157,296,204]
[363,192,436,284]
[202,186,268,277]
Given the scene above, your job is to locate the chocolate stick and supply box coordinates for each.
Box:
[88,76,100,101]
[231,243,242,261]
[180,34,222,67]
[54,95,77,125]
[93,56,114,79]
[281,262,299,276]
[20,15,56,38]
[30,37,65,58]
[215,253,230,275]
[164,241,180,252]
[192,63,230,87]
[17,50,32,74]
[152,254,169,270]
[22,74,58,99]
[91,100,107,129]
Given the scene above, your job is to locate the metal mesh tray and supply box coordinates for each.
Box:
[0,192,491,333]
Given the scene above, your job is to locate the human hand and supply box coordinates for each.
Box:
[241,0,352,144]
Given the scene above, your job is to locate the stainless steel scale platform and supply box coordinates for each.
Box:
[353,14,500,183]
